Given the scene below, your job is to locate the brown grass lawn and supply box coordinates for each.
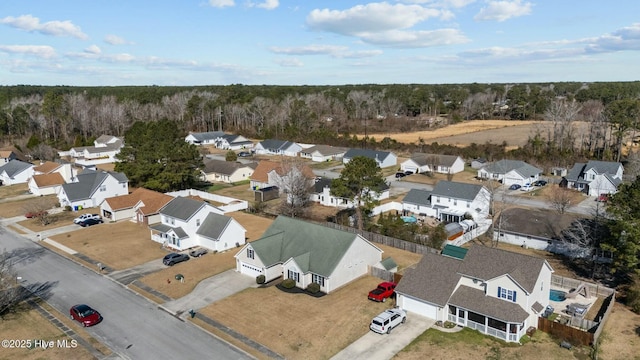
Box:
[599,302,640,360]
[0,193,58,218]
[0,183,29,200]
[48,221,168,270]
[227,211,274,242]
[17,207,99,232]
[212,183,255,202]
[199,275,394,360]
[137,248,239,299]
[0,303,98,360]
[376,243,422,273]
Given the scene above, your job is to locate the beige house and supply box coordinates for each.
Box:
[100,187,173,224]
[201,159,257,184]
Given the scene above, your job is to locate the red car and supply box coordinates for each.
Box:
[368,282,397,302]
[70,304,103,327]
[25,210,48,218]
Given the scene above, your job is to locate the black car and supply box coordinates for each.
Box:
[78,218,104,227]
[509,184,521,190]
[163,253,190,266]
[237,151,252,157]
[533,180,548,186]
[395,172,406,178]
[404,170,414,175]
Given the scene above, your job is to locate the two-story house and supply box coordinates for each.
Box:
[396,245,554,343]
[342,149,397,168]
[60,135,124,165]
[477,159,542,186]
[254,139,302,157]
[57,170,129,210]
[0,159,34,186]
[402,181,490,222]
[400,153,465,174]
[149,196,246,252]
[565,160,623,197]
[28,161,76,196]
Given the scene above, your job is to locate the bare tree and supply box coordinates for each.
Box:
[0,251,21,316]
[23,198,54,226]
[272,158,314,218]
[547,186,574,214]
[544,98,581,153]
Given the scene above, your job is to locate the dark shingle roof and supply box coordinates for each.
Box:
[0,159,33,177]
[301,145,348,156]
[409,153,461,167]
[149,223,188,238]
[258,139,298,151]
[188,131,226,142]
[196,212,233,239]
[343,148,392,162]
[402,188,432,206]
[497,208,582,241]
[484,159,541,178]
[432,180,484,201]
[312,178,332,193]
[61,170,127,201]
[566,160,622,183]
[202,159,249,176]
[160,197,207,221]
[448,285,530,323]
[395,251,462,306]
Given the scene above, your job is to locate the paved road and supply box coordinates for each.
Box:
[1,226,251,360]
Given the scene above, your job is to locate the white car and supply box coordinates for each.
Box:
[73,213,101,224]
[370,308,406,334]
[520,183,533,191]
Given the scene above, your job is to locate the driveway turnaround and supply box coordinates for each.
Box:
[330,311,434,360]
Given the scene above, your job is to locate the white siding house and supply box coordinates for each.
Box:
[565,160,624,197]
[478,159,542,186]
[254,139,302,157]
[400,153,465,174]
[342,149,397,168]
[0,160,34,186]
[57,170,129,210]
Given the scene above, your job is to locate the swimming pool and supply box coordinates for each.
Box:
[401,216,417,223]
[549,289,567,302]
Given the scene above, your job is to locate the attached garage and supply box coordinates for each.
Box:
[398,294,439,320]
[237,261,263,278]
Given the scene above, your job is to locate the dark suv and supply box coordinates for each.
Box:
[163,253,190,266]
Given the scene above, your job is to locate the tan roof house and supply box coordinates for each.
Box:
[28,173,65,196]
[100,187,173,224]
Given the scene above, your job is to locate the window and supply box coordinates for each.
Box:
[436,196,440,203]
[196,219,201,227]
[99,185,106,192]
[312,274,325,286]
[453,199,457,206]
[247,248,254,259]
[288,269,300,282]
[466,202,470,208]
[498,286,517,302]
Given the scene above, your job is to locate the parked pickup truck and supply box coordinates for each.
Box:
[368,282,397,302]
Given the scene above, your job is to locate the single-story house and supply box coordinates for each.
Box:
[471,158,488,170]
[57,170,129,210]
[477,159,542,186]
[400,153,465,174]
[299,145,348,162]
[201,159,257,184]
[249,160,315,191]
[28,173,65,196]
[215,134,254,150]
[149,196,246,252]
[342,148,397,168]
[396,245,553,343]
[235,216,383,294]
[100,187,174,223]
[254,139,302,157]
[565,160,623,197]
[0,159,35,186]
[185,131,226,146]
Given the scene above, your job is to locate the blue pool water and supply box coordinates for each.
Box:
[549,289,566,302]
[401,216,417,223]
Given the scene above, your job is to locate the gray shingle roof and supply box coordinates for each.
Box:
[258,139,298,151]
[301,145,348,156]
[188,131,226,142]
[409,153,461,167]
[202,159,249,176]
[0,159,33,178]
[343,148,392,162]
[566,160,622,183]
[160,197,206,221]
[432,180,484,201]
[196,212,232,239]
[448,285,530,323]
[380,257,397,270]
[149,223,188,238]
[61,170,127,201]
[497,208,583,241]
[395,251,461,306]
[402,188,432,206]
[249,216,379,277]
[484,159,541,178]
[312,178,332,193]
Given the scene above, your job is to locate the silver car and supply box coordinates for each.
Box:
[370,308,406,334]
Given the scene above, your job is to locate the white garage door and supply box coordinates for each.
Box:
[403,166,418,174]
[239,262,263,277]
[400,295,438,319]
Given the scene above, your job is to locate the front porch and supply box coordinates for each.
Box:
[447,306,526,342]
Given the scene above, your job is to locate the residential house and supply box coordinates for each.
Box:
[185,131,226,145]
[235,216,383,293]
[60,135,124,165]
[33,161,75,182]
[214,134,254,150]
[565,160,623,197]
[0,146,27,164]
[299,145,348,162]
[149,196,246,252]
[100,187,173,223]
[400,153,465,174]
[309,177,390,208]
[28,173,65,196]
[402,181,491,222]
[57,170,129,210]
[249,160,315,191]
[201,159,257,184]
[396,245,554,343]
[0,159,35,186]
[254,139,302,157]
[477,159,542,186]
[471,158,488,170]
[342,148,397,168]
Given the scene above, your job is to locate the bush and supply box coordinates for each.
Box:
[281,278,296,289]
[306,282,320,293]
[64,205,72,211]
[256,275,265,284]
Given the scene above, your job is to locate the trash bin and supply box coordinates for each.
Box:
[175,274,184,281]
[188,309,196,318]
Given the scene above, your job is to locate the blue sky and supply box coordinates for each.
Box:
[1,1,639,86]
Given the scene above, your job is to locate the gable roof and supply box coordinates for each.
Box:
[248,216,380,277]
[408,153,461,167]
[566,160,622,183]
[312,177,332,193]
[187,131,226,142]
[0,146,27,161]
[104,187,173,212]
[250,160,315,183]
[31,173,65,187]
[258,139,299,151]
[448,285,530,323]
[0,159,34,177]
[196,212,241,239]
[432,180,484,201]
[497,208,583,241]
[219,134,253,146]
[457,245,552,294]
[483,159,541,178]
[203,159,253,176]
[301,145,348,156]
[343,148,392,162]
[402,188,432,206]
[61,170,128,202]
[95,135,119,144]
[395,251,462,306]
[160,196,208,221]
[34,161,61,174]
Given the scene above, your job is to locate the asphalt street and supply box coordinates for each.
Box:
[0,226,251,360]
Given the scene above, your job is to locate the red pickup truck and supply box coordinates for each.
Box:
[368,282,397,302]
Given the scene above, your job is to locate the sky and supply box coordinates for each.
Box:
[1,1,639,86]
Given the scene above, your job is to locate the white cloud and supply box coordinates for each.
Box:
[269,44,383,59]
[84,45,101,55]
[104,34,133,45]
[256,0,279,10]
[360,28,468,47]
[0,45,56,58]
[208,0,235,8]
[474,0,532,22]
[275,58,303,67]
[307,3,445,35]
[400,0,476,8]
[0,14,88,39]
[586,23,640,53]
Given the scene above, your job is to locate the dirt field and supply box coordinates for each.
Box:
[199,275,393,360]
[599,302,640,360]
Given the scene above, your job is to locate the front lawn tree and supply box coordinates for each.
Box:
[115,120,203,192]
[331,156,387,231]
[602,177,640,276]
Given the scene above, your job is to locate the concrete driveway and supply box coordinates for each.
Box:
[331,311,434,360]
